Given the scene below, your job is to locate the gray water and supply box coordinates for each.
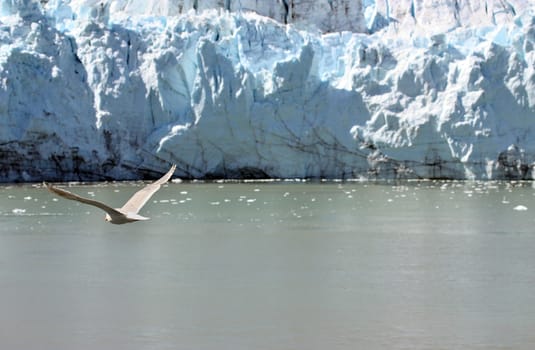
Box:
[1,180,535,350]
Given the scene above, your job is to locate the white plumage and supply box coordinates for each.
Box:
[46,165,176,224]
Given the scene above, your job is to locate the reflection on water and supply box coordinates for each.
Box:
[1,181,535,349]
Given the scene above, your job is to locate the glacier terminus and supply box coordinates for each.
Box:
[1,0,535,181]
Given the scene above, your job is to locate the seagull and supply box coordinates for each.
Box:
[45,164,176,224]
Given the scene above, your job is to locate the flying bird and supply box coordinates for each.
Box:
[45,164,176,224]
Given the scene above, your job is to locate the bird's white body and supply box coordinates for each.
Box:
[46,165,176,224]
[104,212,149,224]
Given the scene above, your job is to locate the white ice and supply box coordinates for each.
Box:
[1,1,535,181]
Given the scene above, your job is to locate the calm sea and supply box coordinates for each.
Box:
[1,180,535,349]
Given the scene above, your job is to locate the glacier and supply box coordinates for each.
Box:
[1,0,535,181]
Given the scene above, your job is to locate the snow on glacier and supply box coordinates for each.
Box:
[1,0,535,181]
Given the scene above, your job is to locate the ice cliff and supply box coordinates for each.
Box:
[1,0,535,181]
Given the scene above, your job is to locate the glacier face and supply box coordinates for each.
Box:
[1,0,535,181]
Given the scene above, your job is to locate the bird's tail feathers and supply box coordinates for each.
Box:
[127,213,150,221]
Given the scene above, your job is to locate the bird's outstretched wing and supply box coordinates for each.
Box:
[45,183,126,221]
[120,164,176,215]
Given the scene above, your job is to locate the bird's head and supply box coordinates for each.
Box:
[105,214,112,222]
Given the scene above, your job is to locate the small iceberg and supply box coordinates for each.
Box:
[513,205,528,211]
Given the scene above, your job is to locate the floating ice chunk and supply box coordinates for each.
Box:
[513,205,528,211]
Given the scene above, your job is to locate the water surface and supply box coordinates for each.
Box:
[1,181,535,349]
